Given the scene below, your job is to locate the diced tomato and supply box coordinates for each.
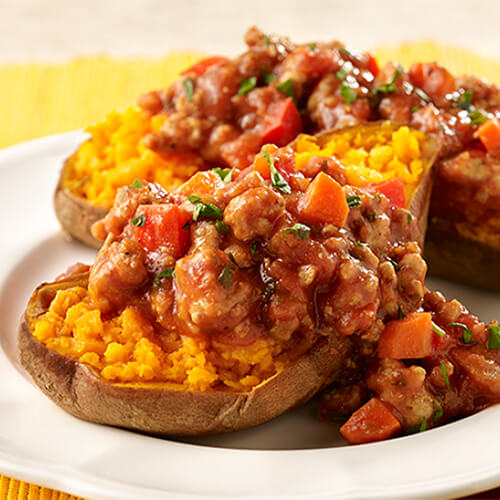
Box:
[340,397,402,445]
[409,62,456,97]
[135,204,190,257]
[176,170,225,197]
[366,54,379,77]
[261,97,302,147]
[476,118,500,153]
[378,312,434,359]
[298,172,349,226]
[367,177,407,209]
[180,56,229,76]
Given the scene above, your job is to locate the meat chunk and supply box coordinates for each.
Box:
[174,247,257,335]
[89,239,148,313]
[367,359,435,428]
[224,186,285,241]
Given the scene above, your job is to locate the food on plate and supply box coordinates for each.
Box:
[55,108,207,247]
[54,28,500,291]
[20,139,428,436]
[320,290,500,444]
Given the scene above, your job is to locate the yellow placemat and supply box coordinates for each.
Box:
[1,41,499,500]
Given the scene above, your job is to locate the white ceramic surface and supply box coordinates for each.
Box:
[1,133,500,499]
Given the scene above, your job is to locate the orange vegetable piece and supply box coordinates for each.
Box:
[135,204,190,257]
[298,172,348,226]
[340,397,402,445]
[176,170,224,197]
[476,118,500,153]
[378,312,434,359]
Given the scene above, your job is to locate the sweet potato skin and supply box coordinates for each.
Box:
[53,157,105,249]
[18,273,349,436]
[424,216,500,291]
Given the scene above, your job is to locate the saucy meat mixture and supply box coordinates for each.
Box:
[138,26,500,270]
[89,144,500,444]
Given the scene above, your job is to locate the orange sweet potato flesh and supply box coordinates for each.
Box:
[18,271,350,436]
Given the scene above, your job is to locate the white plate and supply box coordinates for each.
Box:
[1,133,500,500]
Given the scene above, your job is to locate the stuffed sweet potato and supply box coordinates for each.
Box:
[22,140,430,436]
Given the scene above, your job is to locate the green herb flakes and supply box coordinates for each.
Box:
[183,78,194,102]
[238,76,257,95]
[212,166,235,184]
[346,195,361,208]
[488,325,500,350]
[262,70,277,85]
[218,263,234,289]
[188,195,223,221]
[448,322,476,344]
[216,220,230,234]
[440,361,451,391]
[340,81,357,105]
[276,79,296,103]
[131,214,146,227]
[282,223,311,240]
[263,150,291,194]
[155,268,175,280]
[129,179,143,188]
[432,321,446,338]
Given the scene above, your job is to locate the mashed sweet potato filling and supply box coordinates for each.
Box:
[295,124,427,200]
[31,286,284,391]
[63,107,205,209]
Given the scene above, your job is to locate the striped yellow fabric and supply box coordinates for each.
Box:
[0,475,84,500]
[0,41,498,499]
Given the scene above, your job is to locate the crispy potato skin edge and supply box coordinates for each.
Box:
[18,273,348,436]
[53,157,105,249]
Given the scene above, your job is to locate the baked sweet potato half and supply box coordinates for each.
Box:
[20,272,348,435]
[23,141,430,437]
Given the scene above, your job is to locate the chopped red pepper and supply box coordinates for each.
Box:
[261,97,302,147]
[367,177,407,209]
[181,56,230,76]
[135,204,190,257]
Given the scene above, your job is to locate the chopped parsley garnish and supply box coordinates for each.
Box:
[374,65,402,94]
[432,321,446,338]
[411,106,420,113]
[227,252,237,265]
[457,90,472,110]
[262,150,291,194]
[488,325,500,350]
[216,220,230,234]
[131,213,146,227]
[336,62,352,81]
[155,268,175,280]
[263,34,270,47]
[237,76,257,95]
[397,306,406,320]
[262,70,277,85]
[440,361,451,391]
[188,194,223,221]
[408,213,413,224]
[218,263,234,289]
[183,78,194,102]
[415,87,431,102]
[433,405,444,422]
[346,195,361,208]
[469,108,488,126]
[212,166,235,184]
[251,240,258,255]
[309,43,317,51]
[276,79,296,103]
[129,179,143,188]
[282,223,311,240]
[181,220,190,230]
[448,322,476,344]
[340,81,357,105]
[419,417,427,432]
[355,240,368,247]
